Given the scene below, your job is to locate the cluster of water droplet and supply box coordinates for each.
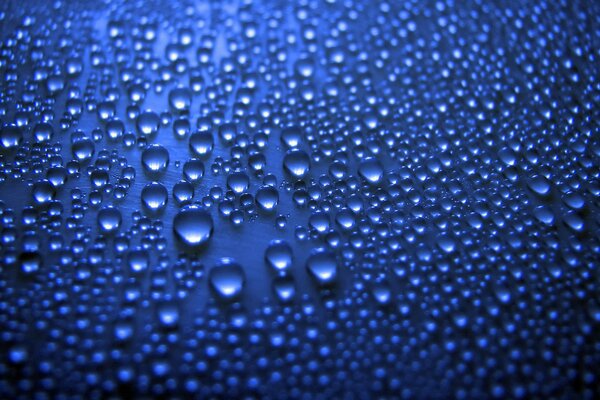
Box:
[0,0,599,398]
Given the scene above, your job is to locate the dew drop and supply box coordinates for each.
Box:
[265,239,293,273]
[0,124,22,149]
[358,157,384,185]
[136,111,161,136]
[209,258,245,300]
[306,248,337,286]
[142,144,170,173]
[141,182,168,212]
[97,206,122,234]
[173,205,213,248]
[255,186,279,212]
[283,149,311,179]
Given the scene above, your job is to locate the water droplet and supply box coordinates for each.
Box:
[97,206,122,234]
[255,186,279,212]
[528,175,551,196]
[173,205,213,248]
[283,149,311,179]
[137,111,160,136]
[168,87,192,112]
[0,124,22,149]
[272,275,295,303]
[142,144,169,173]
[265,240,293,273]
[227,172,250,194]
[306,249,337,286]
[281,126,302,148]
[141,182,168,212]
[157,301,179,328]
[183,159,205,182]
[32,180,55,205]
[209,258,245,300]
[189,132,214,157]
[172,180,194,205]
[33,122,54,143]
[8,345,28,364]
[127,249,149,273]
[358,157,384,184]
[71,137,95,162]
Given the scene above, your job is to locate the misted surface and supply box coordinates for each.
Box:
[0,0,599,398]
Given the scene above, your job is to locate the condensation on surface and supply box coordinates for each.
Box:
[0,0,599,398]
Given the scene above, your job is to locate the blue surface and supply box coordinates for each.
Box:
[0,0,599,398]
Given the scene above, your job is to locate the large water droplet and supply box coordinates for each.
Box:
[358,157,384,184]
[136,111,160,136]
[281,126,302,148]
[189,132,214,157]
[255,186,279,212]
[283,149,311,179]
[142,144,169,173]
[265,239,293,273]
[97,206,122,234]
[168,87,192,112]
[141,182,168,212]
[209,258,245,300]
[0,124,22,149]
[173,205,213,248]
[227,172,250,194]
[306,249,337,286]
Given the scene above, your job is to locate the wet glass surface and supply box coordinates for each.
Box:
[0,0,599,398]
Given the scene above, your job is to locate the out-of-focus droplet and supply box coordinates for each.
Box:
[0,124,22,149]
